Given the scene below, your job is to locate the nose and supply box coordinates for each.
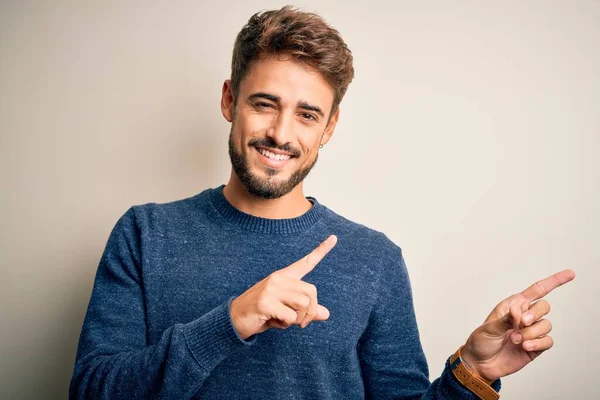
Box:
[266,111,293,146]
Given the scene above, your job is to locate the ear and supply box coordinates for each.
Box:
[320,108,340,146]
[221,80,235,122]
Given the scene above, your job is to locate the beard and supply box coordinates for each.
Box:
[228,128,319,200]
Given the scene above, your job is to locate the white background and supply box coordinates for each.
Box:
[1,1,598,398]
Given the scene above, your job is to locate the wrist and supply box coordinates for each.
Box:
[461,343,499,383]
[230,297,251,340]
[449,346,499,400]
[460,345,482,376]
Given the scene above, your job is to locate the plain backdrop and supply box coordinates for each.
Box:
[1,1,598,399]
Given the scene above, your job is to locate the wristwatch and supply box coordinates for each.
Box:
[449,346,499,400]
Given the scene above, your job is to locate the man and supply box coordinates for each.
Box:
[70,6,575,399]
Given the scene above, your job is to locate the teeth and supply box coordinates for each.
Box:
[258,148,291,161]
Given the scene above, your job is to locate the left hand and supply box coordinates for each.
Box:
[460,269,576,382]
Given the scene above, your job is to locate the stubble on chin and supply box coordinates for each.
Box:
[227,130,318,199]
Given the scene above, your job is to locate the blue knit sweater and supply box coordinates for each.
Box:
[70,185,501,399]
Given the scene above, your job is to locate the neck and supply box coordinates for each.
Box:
[222,171,313,219]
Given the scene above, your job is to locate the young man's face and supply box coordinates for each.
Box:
[221,54,339,199]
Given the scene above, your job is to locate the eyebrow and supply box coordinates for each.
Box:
[298,101,325,118]
[248,92,325,119]
[248,92,280,103]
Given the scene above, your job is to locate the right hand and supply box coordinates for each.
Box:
[230,235,337,340]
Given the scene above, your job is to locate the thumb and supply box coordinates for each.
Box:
[485,303,522,336]
[313,304,330,321]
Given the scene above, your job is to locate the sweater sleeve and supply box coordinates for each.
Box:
[69,208,255,399]
[358,246,501,399]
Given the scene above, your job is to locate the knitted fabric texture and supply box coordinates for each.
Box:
[70,185,501,399]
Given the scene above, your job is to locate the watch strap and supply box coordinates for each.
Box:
[449,346,499,400]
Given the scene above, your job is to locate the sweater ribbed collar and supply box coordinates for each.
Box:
[207,185,325,234]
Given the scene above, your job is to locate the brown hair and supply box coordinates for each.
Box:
[230,6,354,118]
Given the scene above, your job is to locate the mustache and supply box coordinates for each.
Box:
[248,137,301,157]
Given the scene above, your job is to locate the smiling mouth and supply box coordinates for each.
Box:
[255,146,294,161]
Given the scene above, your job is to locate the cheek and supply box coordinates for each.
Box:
[296,143,319,165]
[239,114,273,140]
[232,114,254,142]
[297,133,322,154]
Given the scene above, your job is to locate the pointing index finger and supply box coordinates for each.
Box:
[521,269,576,302]
[282,235,337,280]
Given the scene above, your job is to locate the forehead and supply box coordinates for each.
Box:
[239,55,334,114]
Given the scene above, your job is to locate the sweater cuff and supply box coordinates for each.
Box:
[439,356,502,399]
[183,297,257,372]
